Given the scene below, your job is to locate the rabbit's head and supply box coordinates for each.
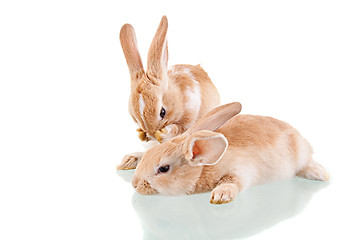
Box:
[132,103,242,195]
[120,16,183,140]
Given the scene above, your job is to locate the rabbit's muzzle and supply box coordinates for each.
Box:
[132,176,158,195]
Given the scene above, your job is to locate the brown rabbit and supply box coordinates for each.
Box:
[132,102,329,204]
[117,16,220,170]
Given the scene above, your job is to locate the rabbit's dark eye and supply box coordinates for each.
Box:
[160,107,166,119]
[158,165,170,173]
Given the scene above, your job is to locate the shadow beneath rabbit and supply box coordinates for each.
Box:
[117,170,329,240]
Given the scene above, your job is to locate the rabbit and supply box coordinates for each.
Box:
[131,102,330,204]
[117,16,220,170]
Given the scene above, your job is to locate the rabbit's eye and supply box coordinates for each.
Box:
[158,165,170,173]
[160,107,166,119]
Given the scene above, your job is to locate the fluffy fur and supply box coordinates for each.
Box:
[132,102,330,204]
[118,16,219,170]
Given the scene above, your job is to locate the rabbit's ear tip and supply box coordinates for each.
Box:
[160,16,168,25]
[121,23,134,33]
[234,102,242,111]
[227,102,242,113]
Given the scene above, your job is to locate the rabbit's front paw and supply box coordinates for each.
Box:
[117,152,143,170]
[210,183,237,204]
[155,125,179,143]
[155,128,168,143]
[137,128,150,142]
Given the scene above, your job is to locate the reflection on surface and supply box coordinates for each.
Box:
[117,169,134,183]
[117,170,328,240]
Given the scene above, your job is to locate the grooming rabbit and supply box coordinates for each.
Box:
[132,102,329,204]
[117,16,220,170]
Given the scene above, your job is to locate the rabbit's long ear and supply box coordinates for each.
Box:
[120,24,145,84]
[147,16,168,83]
[187,102,242,134]
[183,130,228,166]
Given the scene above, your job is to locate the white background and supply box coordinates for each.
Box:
[1,0,359,239]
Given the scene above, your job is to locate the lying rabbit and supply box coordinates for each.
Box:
[118,16,219,170]
[132,102,329,204]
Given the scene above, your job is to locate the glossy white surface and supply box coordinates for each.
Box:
[1,0,359,239]
[120,172,330,240]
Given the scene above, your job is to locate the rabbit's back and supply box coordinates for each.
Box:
[217,115,293,148]
[216,115,312,184]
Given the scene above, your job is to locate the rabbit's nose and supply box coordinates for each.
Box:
[132,175,139,188]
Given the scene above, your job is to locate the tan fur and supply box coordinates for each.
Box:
[127,64,219,139]
[134,179,159,195]
[147,16,168,81]
[120,17,220,140]
[119,24,145,88]
[132,102,329,204]
[118,16,220,171]
[193,166,224,193]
